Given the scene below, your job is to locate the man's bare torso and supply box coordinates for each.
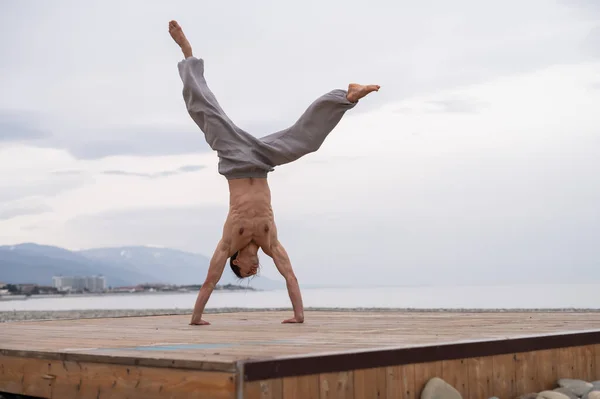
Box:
[224,178,275,254]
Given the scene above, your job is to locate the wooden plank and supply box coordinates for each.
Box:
[414,361,442,398]
[515,350,538,394]
[556,346,576,379]
[466,356,494,399]
[386,364,415,399]
[282,375,320,399]
[594,344,600,380]
[574,345,595,382]
[536,348,558,389]
[441,358,468,398]
[11,355,52,398]
[353,367,386,399]
[0,355,236,399]
[319,371,353,399]
[244,379,283,399]
[492,354,516,399]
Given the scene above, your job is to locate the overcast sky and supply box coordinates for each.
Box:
[1,0,599,286]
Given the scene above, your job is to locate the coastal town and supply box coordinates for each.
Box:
[0,275,255,299]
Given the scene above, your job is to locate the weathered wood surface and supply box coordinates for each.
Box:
[0,354,236,399]
[2,311,600,369]
[244,345,600,399]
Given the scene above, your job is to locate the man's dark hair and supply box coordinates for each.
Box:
[230,251,242,278]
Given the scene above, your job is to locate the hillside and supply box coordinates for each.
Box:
[0,243,283,290]
[78,246,283,289]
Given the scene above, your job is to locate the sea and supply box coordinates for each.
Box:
[1,284,599,311]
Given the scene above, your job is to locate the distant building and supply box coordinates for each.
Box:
[0,282,5,288]
[52,275,107,292]
[17,284,37,294]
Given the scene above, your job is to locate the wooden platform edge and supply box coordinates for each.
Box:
[241,328,600,381]
[0,348,237,373]
[0,354,238,399]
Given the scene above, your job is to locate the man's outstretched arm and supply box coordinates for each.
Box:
[190,239,230,325]
[267,240,304,323]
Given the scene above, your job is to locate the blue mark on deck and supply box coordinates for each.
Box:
[92,339,294,352]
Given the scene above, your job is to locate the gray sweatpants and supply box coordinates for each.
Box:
[177,56,357,179]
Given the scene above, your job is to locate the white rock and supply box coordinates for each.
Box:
[537,391,570,399]
[558,379,594,397]
[553,387,578,399]
[584,391,600,399]
[421,377,462,399]
[518,394,538,399]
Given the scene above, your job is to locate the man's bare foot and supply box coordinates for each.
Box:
[169,20,193,59]
[190,319,210,326]
[190,320,210,326]
[347,83,381,103]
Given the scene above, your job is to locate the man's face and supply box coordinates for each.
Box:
[234,252,259,277]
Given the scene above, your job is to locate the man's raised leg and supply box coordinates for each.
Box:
[169,20,256,156]
[257,84,380,166]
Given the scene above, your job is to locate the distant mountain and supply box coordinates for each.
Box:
[78,246,282,289]
[0,243,152,287]
[0,243,283,290]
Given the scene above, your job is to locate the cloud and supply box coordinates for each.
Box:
[64,126,212,160]
[426,98,490,114]
[50,170,85,176]
[0,110,51,142]
[101,164,205,179]
[395,97,490,114]
[584,25,600,56]
[0,204,52,221]
[0,176,88,203]
[1,0,599,161]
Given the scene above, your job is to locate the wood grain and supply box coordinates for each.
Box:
[244,379,283,399]
[442,358,468,397]
[319,371,353,399]
[515,351,538,394]
[492,354,516,399]
[353,367,386,399]
[386,364,415,399]
[0,355,236,399]
[467,356,494,399]
[282,375,320,399]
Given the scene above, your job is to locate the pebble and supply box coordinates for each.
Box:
[558,379,594,397]
[553,387,579,399]
[537,391,570,399]
[584,391,600,399]
[417,377,600,399]
[421,377,462,399]
[518,394,539,399]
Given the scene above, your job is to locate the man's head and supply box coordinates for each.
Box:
[230,244,259,278]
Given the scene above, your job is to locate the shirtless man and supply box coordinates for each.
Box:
[168,20,380,325]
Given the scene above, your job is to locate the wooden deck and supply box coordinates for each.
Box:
[1,310,600,398]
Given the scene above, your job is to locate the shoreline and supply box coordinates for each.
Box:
[2,307,600,323]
